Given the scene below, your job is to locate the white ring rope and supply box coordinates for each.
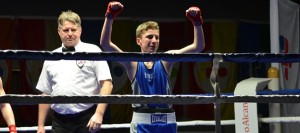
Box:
[1,117,300,132]
[0,94,299,132]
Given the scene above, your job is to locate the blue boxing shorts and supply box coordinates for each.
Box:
[130,112,177,133]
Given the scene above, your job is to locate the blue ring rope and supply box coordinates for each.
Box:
[198,89,300,96]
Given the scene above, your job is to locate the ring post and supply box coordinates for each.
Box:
[268,67,280,133]
[210,55,223,133]
[234,78,271,133]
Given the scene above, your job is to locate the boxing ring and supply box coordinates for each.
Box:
[1,50,300,133]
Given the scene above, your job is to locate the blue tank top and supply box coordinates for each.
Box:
[131,61,172,108]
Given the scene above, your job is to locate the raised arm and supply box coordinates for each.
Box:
[100,1,124,52]
[166,6,205,54]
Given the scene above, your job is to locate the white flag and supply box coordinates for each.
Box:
[276,0,300,133]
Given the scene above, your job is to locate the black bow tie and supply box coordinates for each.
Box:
[62,47,75,52]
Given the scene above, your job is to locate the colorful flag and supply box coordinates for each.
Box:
[192,21,238,120]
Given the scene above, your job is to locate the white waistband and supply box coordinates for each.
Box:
[131,112,176,124]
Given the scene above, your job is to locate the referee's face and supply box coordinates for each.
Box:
[58,20,82,47]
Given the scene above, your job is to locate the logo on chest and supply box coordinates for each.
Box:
[144,73,154,82]
[76,60,86,69]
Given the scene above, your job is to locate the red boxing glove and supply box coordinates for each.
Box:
[9,125,17,133]
[105,1,123,19]
[186,6,203,26]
